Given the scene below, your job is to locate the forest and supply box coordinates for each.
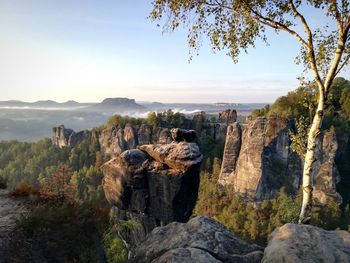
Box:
[0,77,350,261]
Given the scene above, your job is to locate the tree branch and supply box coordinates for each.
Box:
[203,1,308,46]
[335,53,350,76]
[324,27,349,92]
[247,6,308,47]
[330,0,343,30]
[288,0,325,92]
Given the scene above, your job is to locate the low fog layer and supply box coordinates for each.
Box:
[0,99,265,141]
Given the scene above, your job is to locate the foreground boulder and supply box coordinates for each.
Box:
[102,131,203,246]
[130,216,264,263]
[263,223,350,263]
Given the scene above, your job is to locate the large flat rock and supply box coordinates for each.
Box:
[263,223,350,263]
[131,216,264,263]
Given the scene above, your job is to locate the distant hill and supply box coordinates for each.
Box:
[0,100,92,109]
[86,98,147,113]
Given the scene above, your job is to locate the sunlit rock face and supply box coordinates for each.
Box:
[219,116,341,205]
[218,109,237,124]
[102,130,203,246]
[52,125,90,148]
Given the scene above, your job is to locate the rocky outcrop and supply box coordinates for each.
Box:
[219,122,242,184]
[137,124,153,145]
[99,125,176,157]
[219,117,300,200]
[52,125,90,148]
[313,128,342,204]
[171,128,197,142]
[0,190,32,262]
[130,216,264,263]
[193,109,237,141]
[157,128,172,144]
[263,223,350,263]
[102,132,203,246]
[218,109,237,124]
[219,116,341,204]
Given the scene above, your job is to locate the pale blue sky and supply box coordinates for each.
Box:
[0,0,348,103]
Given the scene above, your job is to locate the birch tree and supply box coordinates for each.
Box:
[149,0,350,224]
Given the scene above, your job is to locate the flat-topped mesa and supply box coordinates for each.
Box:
[219,116,341,205]
[102,129,203,246]
[52,125,90,148]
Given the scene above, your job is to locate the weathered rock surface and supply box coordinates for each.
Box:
[192,110,236,141]
[171,128,197,142]
[100,125,177,157]
[0,189,32,262]
[102,133,203,246]
[139,142,202,171]
[219,122,242,184]
[138,124,153,145]
[130,216,264,263]
[219,117,299,200]
[157,128,172,144]
[218,109,237,124]
[263,223,350,263]
[52,125,90,148]
[219,116,341,204]
[313,128,342,204]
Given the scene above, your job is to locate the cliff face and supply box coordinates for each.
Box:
[52,125,90,148]
[219,116,341,204]
[102,130,203,246]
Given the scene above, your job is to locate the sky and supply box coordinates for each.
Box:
[0,1,349,103]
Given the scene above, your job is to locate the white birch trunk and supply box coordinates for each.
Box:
[298,90,325,224]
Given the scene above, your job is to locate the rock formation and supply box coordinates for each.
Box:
[130,216,264,263]
[218,109,237,124]
[102,130,203,246]
[52,125,90,148]
[99,118,220,159]
[194,109,238,141]
[130,216,350,263]
[262,223,350,263]
[99,125,178,157]
[0,190,32,262]
[157,128,172,144]
[313,128,342,204]
[170,128,197,142]
[219,116,341,204]
[219,122,242,184]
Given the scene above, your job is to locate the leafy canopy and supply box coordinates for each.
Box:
[150,0,350,77]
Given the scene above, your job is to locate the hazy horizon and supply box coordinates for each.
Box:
[0,98,272,104]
